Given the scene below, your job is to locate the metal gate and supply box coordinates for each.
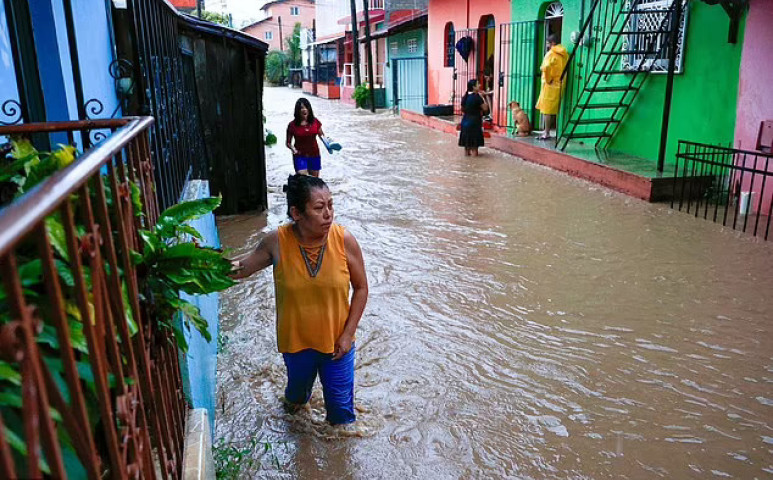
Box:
[453,28,481,115]
[497,20,543,133]
[392,56,427,113]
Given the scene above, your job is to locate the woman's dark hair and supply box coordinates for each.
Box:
[293,98,315,126]
[461,79,478,109]
[286,174,328,218]
[547,34,559,46]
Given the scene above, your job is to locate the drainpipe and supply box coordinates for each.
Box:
[466,0,470,28]
[656,0,683,173]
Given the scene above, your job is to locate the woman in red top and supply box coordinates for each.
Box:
[286,98,327,177]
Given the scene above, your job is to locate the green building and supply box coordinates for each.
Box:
[385,18,428,112]
[505,0,746,169]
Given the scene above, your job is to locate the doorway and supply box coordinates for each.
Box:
[544,2,564,45]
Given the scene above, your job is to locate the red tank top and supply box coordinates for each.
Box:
[287,118,321,158]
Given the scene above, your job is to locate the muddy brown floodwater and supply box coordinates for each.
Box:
[215,87,773,479]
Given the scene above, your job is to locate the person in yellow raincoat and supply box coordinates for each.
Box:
[536,35,569,140]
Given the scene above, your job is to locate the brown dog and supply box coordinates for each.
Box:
[508,100,532,137]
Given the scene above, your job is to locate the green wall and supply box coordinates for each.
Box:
[510,0,745,164]
[385,28,428,108]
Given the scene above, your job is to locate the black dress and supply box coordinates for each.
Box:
[458,93,485,148]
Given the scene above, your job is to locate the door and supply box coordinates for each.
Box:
[392,56,427,113]
[497,20,543,132]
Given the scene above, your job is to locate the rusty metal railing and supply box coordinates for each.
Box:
[0,117,187,479]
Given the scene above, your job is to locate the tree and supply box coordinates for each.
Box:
[265,50,289,85]
[286,22,302,68]
[199,10,231,27]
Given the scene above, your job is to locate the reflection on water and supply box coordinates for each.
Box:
[216,87,773,478]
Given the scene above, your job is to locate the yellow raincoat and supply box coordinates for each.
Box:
[536,44,569,115]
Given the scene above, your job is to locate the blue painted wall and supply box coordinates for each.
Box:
[0,0,119,127]
[0,0,22,125]
[71,0,120,119]
[385,27,427,111]
[178,180,221,437]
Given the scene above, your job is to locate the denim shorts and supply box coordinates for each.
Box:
[282,344,356,425]
[293,156,321,172]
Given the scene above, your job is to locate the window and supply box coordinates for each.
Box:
[407,38,418,53]
[290,6,300,16]
[622,0,688,73]
[265,31,273,40]
[444,22,455,67]
[390,41,398,55]
[375,22,384,31]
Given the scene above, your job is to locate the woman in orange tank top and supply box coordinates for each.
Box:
[230,174,368,425]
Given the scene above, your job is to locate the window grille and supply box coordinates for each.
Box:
[444,22,455,67]
[545,2,564,19]
[407,38,418,53]
[622,0,688,73]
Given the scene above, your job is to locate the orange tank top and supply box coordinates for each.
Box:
[274,223,351,353]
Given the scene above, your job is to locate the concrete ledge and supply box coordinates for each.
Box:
[400,109,658,201]
[487,134,654,201]
[183,409,215,480]
[400,109,458,135]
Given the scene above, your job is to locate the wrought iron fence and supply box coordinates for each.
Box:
[453,28,481,115]
[0,118,187,479]
[671,141,773,241]
[497,20,543,133]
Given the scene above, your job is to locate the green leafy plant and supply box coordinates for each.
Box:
[213,435,286,478]
[265,129,278,146]
[199,10,231,26]
[285,22,302,68]
[132,196,236,352]
[352,83,371,109]
[0,137,235,474]
[265,51,289,85]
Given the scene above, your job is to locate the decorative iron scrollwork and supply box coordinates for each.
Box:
[0,99,23,126]
[110,58,134,80]
[91,130,109,144]
[84,98,105,120]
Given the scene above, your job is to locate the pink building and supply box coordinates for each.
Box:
[426,0,511,118]
[241,0,315,51]
[734,0,773,214]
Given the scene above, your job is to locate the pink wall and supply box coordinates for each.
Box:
[427,0,510,112]
[735,0,773,152]
[242,0,315,52]
[734,0,773,213]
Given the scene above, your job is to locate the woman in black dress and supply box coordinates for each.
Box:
[458,79,490,157]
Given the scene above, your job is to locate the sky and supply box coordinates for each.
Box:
[234,0,269,28]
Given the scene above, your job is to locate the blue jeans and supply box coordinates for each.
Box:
[282,344,356,425]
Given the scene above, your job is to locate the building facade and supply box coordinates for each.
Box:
[241,0,315,51]
[426,0,512,119]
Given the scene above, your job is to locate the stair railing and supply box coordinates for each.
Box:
[555,0,678,150]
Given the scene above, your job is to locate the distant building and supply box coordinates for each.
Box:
[241,0,315,52]
[168,0,198,13]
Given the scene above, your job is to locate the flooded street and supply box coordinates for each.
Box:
[216,87,773,478]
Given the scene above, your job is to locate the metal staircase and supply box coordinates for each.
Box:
[556,0,683,151]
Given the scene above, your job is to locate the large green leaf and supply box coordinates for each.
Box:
[0,360,21,386]
[17,258,42,287]
[154,196,221,238]
[44,215,70,262]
